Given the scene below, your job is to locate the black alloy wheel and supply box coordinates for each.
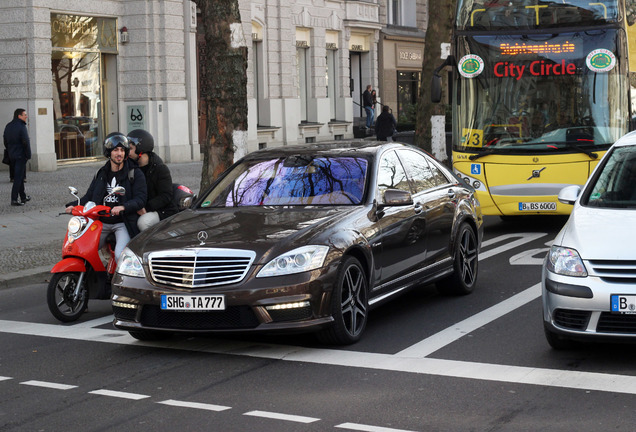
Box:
[437,222,478,295]
[318,256,368,345]
[46,272,89,322]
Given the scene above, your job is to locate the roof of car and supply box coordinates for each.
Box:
[613,130,636,148]
[241,141,417,160]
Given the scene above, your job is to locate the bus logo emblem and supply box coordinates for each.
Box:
[458,54,484,78]
[586,49,616,73]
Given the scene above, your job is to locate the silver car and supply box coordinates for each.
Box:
[543,131,636,349]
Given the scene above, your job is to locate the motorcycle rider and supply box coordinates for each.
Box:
[126,129,178,231]
[65,133,147,261]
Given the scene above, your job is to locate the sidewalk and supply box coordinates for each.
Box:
[0,159,203,289]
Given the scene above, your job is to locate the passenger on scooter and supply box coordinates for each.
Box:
[127,129,178,231]
[65,133,147,261]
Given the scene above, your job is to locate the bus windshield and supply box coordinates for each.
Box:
[454,30,629,155]
[456,0,621,30]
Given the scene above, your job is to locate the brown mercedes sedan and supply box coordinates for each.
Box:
[112,141,483,344]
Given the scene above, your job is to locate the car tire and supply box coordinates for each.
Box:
[544,327,576,350]
[317,256,368,345]
[47,272,88,322]
[436,222,478,295]
[128,330,171,341]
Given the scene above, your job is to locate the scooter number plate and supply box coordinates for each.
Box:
[160,295,225,311]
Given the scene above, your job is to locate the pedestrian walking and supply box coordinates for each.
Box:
[375,105,397,142]
[4,108,31,206]
[362,85,375,129]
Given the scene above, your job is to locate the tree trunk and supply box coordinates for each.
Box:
[195,0,248,191]
[414,1,456,152]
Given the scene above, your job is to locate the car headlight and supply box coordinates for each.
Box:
[68,216,87,236]
[546,245,588,277]
[116,247,145,278]
[257,245,329,278]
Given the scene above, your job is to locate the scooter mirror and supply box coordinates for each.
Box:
[112,186,126,196]
[68,186,81,206]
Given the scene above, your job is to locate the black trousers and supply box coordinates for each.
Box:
[11,158,27,202]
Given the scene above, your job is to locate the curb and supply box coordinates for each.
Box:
[0,267,51,290]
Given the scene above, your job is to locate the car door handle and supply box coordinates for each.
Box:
[414,204,423,214]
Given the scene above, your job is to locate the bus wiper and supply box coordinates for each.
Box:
[468,149,498,161]
[532,140,599,159]
[565,142,598,159]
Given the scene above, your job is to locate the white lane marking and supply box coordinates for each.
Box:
[243,410,320,423]
[158,399,231,412]
[2,318,636,394]
[396,283,541,358]
[0,376,11,382]
[74,315,114,328]
[20,380,77,390]
[479,233,547,261]
[336,423,419,432]
[89,389,150,400]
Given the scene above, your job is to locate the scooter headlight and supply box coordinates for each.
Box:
[68,216,87,236]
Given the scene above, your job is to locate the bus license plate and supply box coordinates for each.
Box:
[161,295,225,311]
[611,295,636,314]
[518,202,556,211]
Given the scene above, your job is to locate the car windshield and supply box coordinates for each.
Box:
[454,30,628,155]
[583,145,636,209]
[200,156,369,207]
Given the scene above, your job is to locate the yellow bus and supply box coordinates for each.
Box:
[435,0,631,216]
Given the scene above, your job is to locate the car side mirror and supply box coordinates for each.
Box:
[383,188,414,206]
[558,185,581,205]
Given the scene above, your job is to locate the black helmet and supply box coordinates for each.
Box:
[127,129,154,155]
[103,132,130,158]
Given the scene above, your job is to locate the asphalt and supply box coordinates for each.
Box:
[0,158,204,289]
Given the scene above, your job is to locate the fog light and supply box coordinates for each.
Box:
[473,180,481,189]
[265,301,310,311]
[112,301,139,309]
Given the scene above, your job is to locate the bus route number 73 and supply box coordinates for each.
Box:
[462,128,484,148]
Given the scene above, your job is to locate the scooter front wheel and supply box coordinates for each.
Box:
[47,272,88,322]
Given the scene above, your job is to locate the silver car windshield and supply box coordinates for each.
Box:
[584,146,636,208]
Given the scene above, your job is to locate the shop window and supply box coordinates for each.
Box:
[397,71,421,127]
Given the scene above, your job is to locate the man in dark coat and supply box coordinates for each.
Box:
[362,84,375,129]
[127,129,178,231]
[4,108,31,206]
[375,105,397,142]
[66,133,146,261]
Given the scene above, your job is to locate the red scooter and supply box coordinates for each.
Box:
[47,186,125,322]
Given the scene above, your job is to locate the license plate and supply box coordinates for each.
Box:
[160,294,225,311]
[611,295,636,314]
[518,202,557,211]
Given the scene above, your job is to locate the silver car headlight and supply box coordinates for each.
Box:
[546,245,588,277]
[257,245,329,278]
[68,216,87,236]
[116,247,145,278]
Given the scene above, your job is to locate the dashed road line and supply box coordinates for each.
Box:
[336,423,419,432]
[88,389,151,400]
[243,410,320,423]
[20,380,77,390]
[158,399,231,412]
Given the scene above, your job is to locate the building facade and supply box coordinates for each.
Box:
[0,0,427,172]
[0,0,200,172]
